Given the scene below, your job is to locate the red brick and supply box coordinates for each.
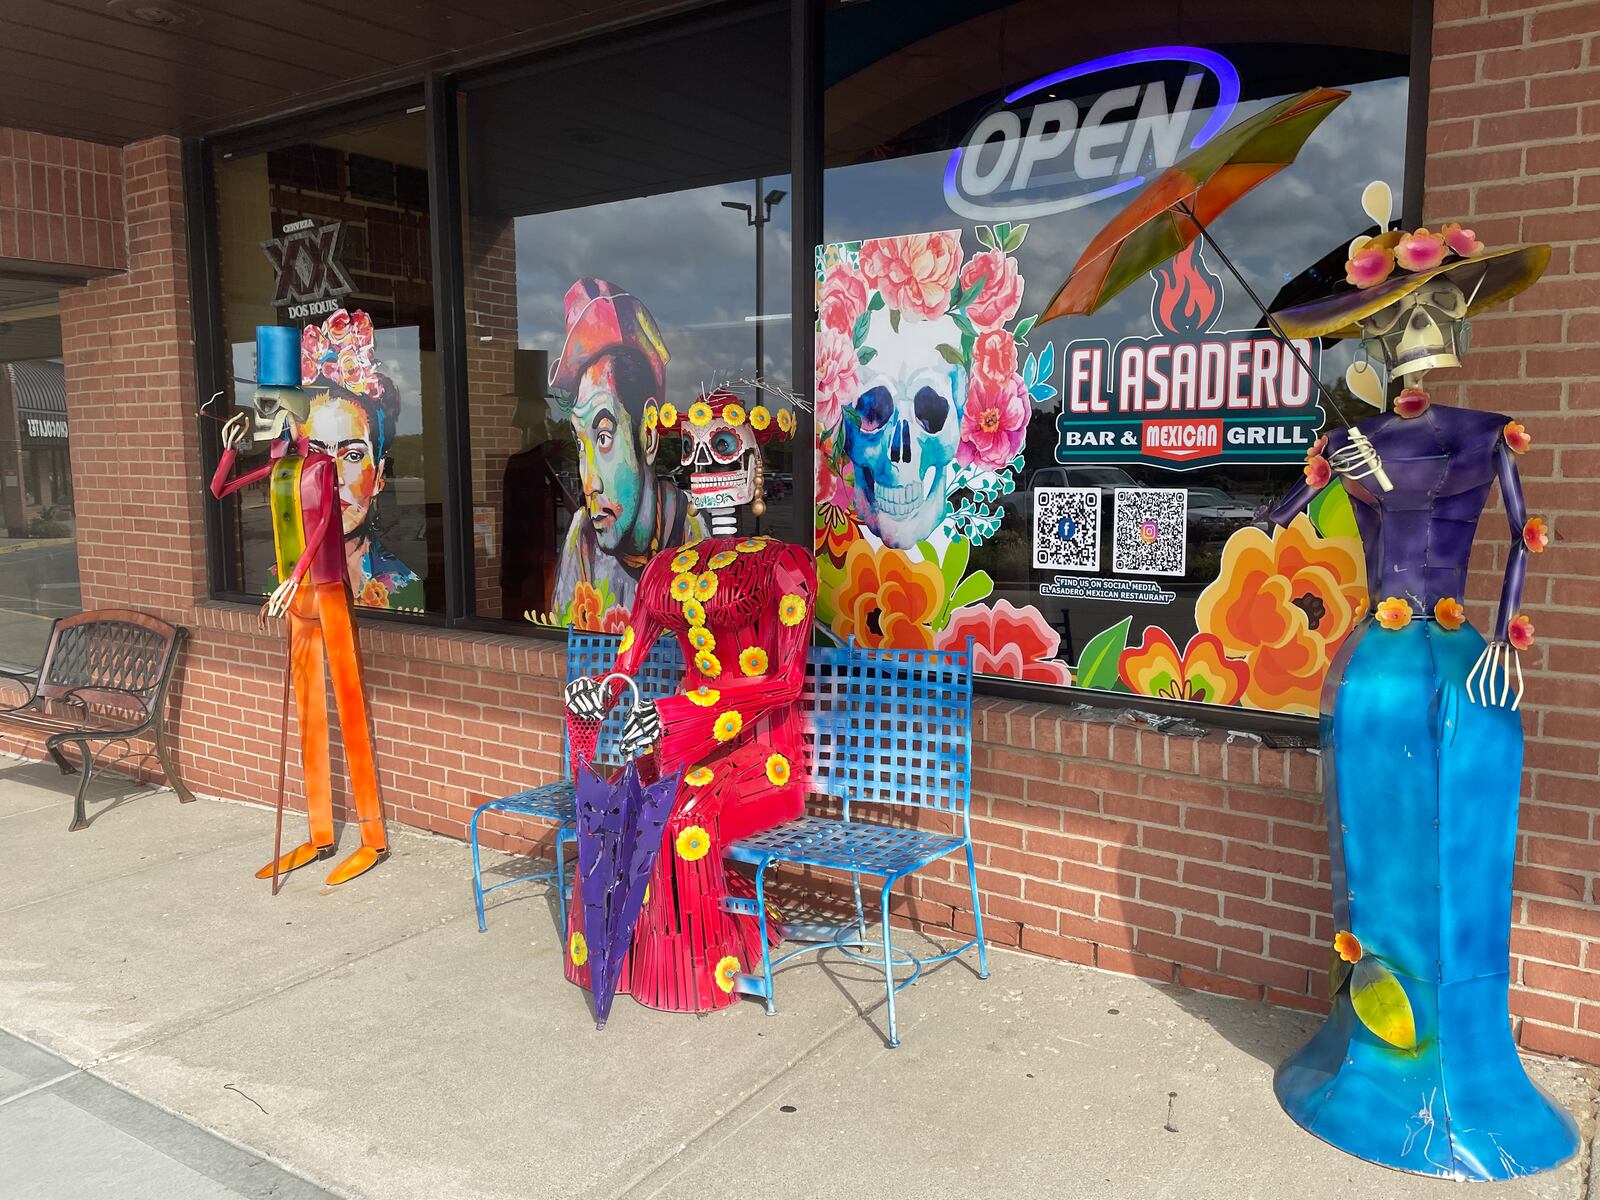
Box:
[1095,947,1174,983]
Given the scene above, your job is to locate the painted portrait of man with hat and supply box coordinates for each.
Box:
[549,278,705,623]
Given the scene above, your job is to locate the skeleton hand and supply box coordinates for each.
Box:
[1465,640,1524,710]
[618,699,661,759]
[262,576,300,621]
[221,411,252,451]
[564,676,609,722]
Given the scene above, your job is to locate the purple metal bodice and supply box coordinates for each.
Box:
[1269,402,1527,641]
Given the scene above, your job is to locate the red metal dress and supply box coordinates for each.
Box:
[565,533,816,1012]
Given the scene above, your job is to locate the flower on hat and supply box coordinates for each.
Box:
[642,404,658,431]
[750,406,771,431]
[659,402,679,428]
[1345,240,1395,289]
[1394,228,1447,272]
[1524,517,1549,553]
[1434,597,1466,630]
[694,572,718,602]
[1394,385,1430,419]
[671,547,699,572]
[1508,613,1535,651]
[724,403,747,426]
[708,550,738,569]
[1504,421,1532,454]
[670,572,696,601]
[776,409,795,435]
[1375,597,1413,630]
[1442,222,1484,258]
[688,401,714,426]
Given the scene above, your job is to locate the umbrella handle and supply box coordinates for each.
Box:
[598,672,643,716]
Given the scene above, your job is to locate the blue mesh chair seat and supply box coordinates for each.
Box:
[725,641,987,1047]
[470,630,683,933]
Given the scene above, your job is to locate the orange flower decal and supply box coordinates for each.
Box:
[1504,421,1532,454]
[1433,597,1466,631]
[570,580,604,631]
[1193,515,1367,716]
[358,577,390,608]
[1523,516,1549,553]
[1118,628,1248,706]
[1334,930,1362,963]
[1375,597,1413,630]
[765,753,791,787]
[1509,613,1535,651]
[830,540,945,650]
[714,955,741,993]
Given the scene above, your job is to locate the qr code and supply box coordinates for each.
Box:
[1033,487,1100,571]
[1112,488,1188,576]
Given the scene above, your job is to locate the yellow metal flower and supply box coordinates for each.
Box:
[683,598,706,625]
[724,403,747,426]
[619,626,635,654]
[688,401,714,426]
[642,404,658,431]
[675,824,711,861]
[713,710,744,742]
[671,547,700,572]
[765,753,791,787]
[686,685,721,707]
[670,572,696,601]
[694,572,718,601]
[569,931,588,967]
[659,402,679,427]
[689,626,716,652]
[749,406,771,431]
[708,549,738,569]
[714,955,741,994]
[739,646,769,676]
[778,593,807,626]
[736,537,766,553]
[686,766,715,786]
[695,650,722,677]
[776,408,795,434]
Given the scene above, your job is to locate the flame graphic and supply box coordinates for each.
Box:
[1153,242,1221,335]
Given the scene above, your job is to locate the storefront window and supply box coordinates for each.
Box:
[459,4,793,631]
[211,107,444,614]
[817,0,1412,721]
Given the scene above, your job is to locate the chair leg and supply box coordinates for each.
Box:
[154,726,196,804]
[753,861,776,1015]
[879,879,900,1048]
[851,871,867,940]
[963,839,990,979]
[470,806,489,933]
[64,741,93,832]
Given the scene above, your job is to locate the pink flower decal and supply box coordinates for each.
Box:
[815,452,854,510]
[300,307,380,395]
[957,371,1028,472]
[1303,455,1332,489]
[324,308,354,345]
[1442,222,1484,258]
[1394,385,1431,419]
[1508,612,1535,651]
[1345,242,1395,289]
[814,326,859,434]
[1523,516,1549,553]
[818,264,868,336]
[958,248,1024,331]
[1504,421,1532,454]
[601,605,630,635]
[1394,229,1447,272]
[971,328,1018,386]
[935,600,1073,685]
[858,232,962,321]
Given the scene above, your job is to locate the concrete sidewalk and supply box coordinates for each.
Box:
[0,758,1594,1200]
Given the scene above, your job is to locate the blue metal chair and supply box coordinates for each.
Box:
[470,628,683,933]
[725,640,987,1047]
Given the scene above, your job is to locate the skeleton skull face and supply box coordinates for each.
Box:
[680,405,759,510]
[1361,278,1469,379]
[843,309,966,549]
[251,385,310,439]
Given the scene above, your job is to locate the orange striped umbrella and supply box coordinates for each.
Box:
[1040,87,1350,324]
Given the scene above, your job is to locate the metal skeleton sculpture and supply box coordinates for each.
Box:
[564,387,814,1019]
[1263,186,1572,1180]
[209,326,389,888]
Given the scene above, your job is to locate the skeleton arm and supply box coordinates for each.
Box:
[1466,435,1531,709]
[1260,429,1346,528]
[209,418,275,499]
[565,558,671,755]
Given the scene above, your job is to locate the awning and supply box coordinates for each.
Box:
[7,360,68,446]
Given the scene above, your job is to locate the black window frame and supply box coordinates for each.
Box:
[185,0,1431,744]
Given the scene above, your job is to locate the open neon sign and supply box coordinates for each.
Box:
[944,46,1240,222]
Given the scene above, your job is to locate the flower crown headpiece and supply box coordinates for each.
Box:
[1343,182,1484,290]
[301,308,381,397]
[650,377,805,444]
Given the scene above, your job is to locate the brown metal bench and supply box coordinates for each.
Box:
[0,609,194,830]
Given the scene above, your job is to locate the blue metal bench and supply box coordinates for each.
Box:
[726,640,987,1047]
[470,629,683,933]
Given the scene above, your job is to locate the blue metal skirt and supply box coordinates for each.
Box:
[1275,616,1578,1180]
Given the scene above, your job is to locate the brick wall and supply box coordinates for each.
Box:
[0,128,124,276]
[14,0,1600,1067]
[1426,0,1600,1063]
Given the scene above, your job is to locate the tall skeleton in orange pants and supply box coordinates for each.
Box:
[210,369,388,887]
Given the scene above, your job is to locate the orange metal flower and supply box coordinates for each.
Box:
[714,954,741,993]
[1433,597,1466,631]
[830,540,945,650]
[1375,597,1413,630]
[1504,421,1532,454]
[1394,385,1430,419]
[1334,930,1363,963]
[1193,515,1367,715]
[1118,628,1248,706]
[1523,516,1549,553]
[1509,612,1535,651]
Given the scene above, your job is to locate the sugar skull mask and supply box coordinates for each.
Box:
[843,309,966,549]
[1361,278,1469,379]
[681,403,759,510]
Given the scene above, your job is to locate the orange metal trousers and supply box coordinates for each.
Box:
[289,581,386,851]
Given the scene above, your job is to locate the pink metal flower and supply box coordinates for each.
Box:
[813,326,858,434]
[1523,516,1550,553]
[858,232,962,321]
[1442,222,1484,258]
[1394,385,1431,419]
[1394,229,1447,272]
[1345,242,1395,289]
[1308,434,1328,459]
[1508,612,1535,651]
[1303,455,1332,489]
[956,371,1028,472]
[957,248,1024,331]
[1504,421,1532,454]
[818,264,869,336]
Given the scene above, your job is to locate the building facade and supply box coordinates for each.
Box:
[2,0,1599,1061]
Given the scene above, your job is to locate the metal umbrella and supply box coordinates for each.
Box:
[1037,86,1391,489]
[570,674,682,1029]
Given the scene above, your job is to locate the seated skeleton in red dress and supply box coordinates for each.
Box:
[564,388,813,1014]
